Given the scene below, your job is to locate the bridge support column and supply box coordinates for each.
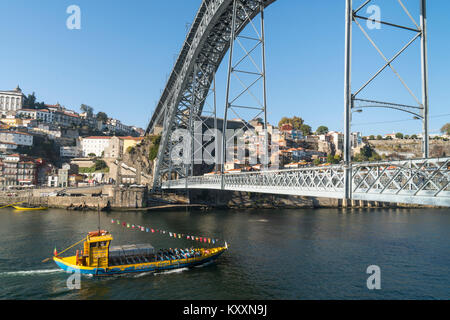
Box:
[342,198,349,208]
[420,0,430,159]
[343,0,353,204]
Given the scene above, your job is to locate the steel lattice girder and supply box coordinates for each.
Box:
[148,0,276,188]
[148,0,435,201]
[162,158,450,207]
[351,157,450,206]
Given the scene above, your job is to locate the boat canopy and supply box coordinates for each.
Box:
[109,244,155,258]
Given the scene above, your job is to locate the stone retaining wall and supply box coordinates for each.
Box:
[0,186,148,211]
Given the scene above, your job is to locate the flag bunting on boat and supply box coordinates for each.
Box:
[110,219,220,245]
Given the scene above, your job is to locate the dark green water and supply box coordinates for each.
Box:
[0,207,448,300]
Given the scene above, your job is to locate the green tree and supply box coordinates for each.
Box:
[395,133,404,139]
[23,92,46,109]
[278,116,304,130]
[96,112,108,123]
[81,104,94,117]
[299,124,312,137]
[327,154,341,164]
[149,135,162,161]
[316,126,329,135]
[94,160,108,171]
[23,93,37,109]
[353,144,381,162]
[360,144,374,159]
[35,101,47,109]
[410,134,418,140]
[376,135,383,140]
[441,123,450,135]
[333,154,342,164]
[369,135,375,140]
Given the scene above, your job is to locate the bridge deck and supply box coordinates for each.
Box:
[162,158,450,207]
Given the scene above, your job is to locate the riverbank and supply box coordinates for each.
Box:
[188,189,440,209]
[1,186,437,211]
[0,185,148,211]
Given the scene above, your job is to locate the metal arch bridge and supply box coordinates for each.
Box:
[146,0,450,207]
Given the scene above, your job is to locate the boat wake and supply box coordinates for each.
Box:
[0,269,62,277]
[154,268,189,276]
[249,219,269,223]
[194,261,214,268]
[133,271,155,278]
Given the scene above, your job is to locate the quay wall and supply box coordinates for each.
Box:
[187,189,405,209]
[0,188,430,210]
[0,186,148,211]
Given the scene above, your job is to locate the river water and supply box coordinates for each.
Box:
[0,207,448,300]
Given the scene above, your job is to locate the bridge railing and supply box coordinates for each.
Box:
[163,165,346,198]
[351,157,450,205]
[222,165,345,192]
[162,157,450,206]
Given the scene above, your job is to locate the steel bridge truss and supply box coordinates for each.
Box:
[147,0,450,207]
[222,0,270,177]
[149,0,276,188]
[163,157,450,207]
[349,0,430,157]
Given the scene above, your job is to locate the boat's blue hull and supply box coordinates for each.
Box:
[55,251,225,276]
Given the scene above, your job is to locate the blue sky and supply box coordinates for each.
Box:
[0,0,449,136]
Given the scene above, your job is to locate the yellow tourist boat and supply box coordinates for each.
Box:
[53,230,228,276]
[13,206,48,211]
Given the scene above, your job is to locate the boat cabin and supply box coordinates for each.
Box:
[76,230,205,268]
[78,230,113,268]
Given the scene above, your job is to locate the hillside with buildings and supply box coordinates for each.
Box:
[0,86,145,189]
[1,86,449,191]
[369,138,450,159]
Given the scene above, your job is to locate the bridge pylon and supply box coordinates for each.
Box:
[345,0,431,201]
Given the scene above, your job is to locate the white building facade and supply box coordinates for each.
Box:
[80,136,112,157]
[0,86,26,116]
[17,109,54,123]
[60,146,81,158]
[0,131,33,147]
[351,132,363,148]
[0,141,18,151]
[104,119,133,135]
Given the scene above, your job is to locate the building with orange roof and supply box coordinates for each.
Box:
[0,153,41,187]
[120,136,144,154]
[0,130,33,147]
